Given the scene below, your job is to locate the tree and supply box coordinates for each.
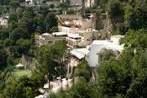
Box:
[16,39,32,54]
[9,27,29,40]
[0,49,7,69]
[96,29,147,97]
[3,75,36,98]
[44,13,58,32]
[108,0,124,33]
[0,28,10,40]
[124,0,147,30]
[74,60,91,81]
[36,40,67,80]
[9,0,20,8]
[122,29,147,49]
[9,12,18,23]
[59,0,70,13]
[0,0,10,5]
[34,14,45,33]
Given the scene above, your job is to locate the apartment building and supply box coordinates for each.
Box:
[85,0,95,8]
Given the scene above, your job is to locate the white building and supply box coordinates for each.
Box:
[43,78,72,93]
[45,0,64,7]
[69,0,95,8]
[52,32,67,37]
[86,35,124,67]
[25,0,33,5]
[0,16,8,27]
[85,0,96,8]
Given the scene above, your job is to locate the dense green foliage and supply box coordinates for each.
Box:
[97,0,147,34]
[0,0,65,97]
[97,30,147,98]
[0,3,58,69]
[0,40,67,97]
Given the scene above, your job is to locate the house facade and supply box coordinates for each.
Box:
[57,14,93,48]
[69,0,96,8]
[35,33,53,46]
[85,0,95,8]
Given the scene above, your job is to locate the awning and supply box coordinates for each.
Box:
[42,33,50,36]
[70,48,89,59]
[68,33,81,39]
[16,63,24,68]
[52,32,67,36]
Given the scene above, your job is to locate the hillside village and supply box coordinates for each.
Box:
[33,1,125,97]
[0,0,146,98]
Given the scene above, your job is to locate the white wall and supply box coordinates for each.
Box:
[86,40,124,67]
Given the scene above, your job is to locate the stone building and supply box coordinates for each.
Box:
[57,14,93,48]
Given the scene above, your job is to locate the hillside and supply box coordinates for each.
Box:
[0,0,147,98]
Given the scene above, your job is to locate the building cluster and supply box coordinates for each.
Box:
[35,12,124,82]
[68,35,124,76]
[36,12,124,77]
[34,2,124,97]
[35,16,124,97]
[57,14,93,48]
[34,13,96,97]
[69,0,95,8]
[25,0,96,8]
[35,77,75,98]
[54,14,124,77]
[35,14,95,47]
[25,0,63,6]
